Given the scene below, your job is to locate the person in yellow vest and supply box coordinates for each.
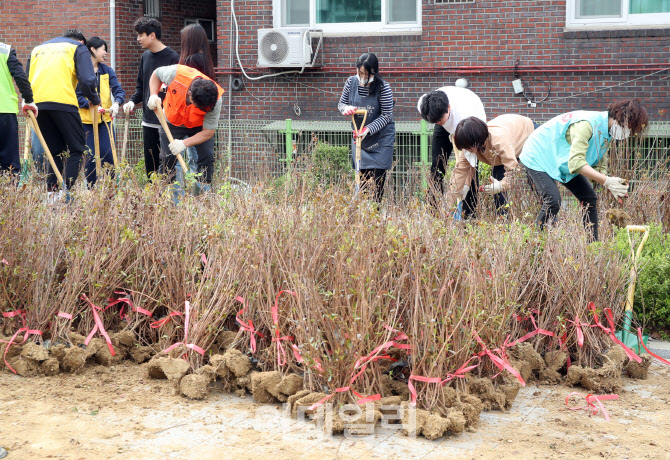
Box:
[76,37,125,186]
[147,64,223,189]
[26,29,100,191]
[0,41,36,177]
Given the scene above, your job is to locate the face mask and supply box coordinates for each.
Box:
[358,75,374,86]
[463,150,478,168]
[610,122,631,140]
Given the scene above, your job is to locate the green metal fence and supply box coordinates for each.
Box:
[17,111,670,194]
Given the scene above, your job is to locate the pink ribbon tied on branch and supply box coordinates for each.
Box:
[106,291,153,320]
[271,290,297,367]
[0,310,43,374]
[588,302,642,363]
[408,357,479,406]
[81,294,116,356]
[235,296,266,353]
[566,392,619,421]
[161,301,205,357]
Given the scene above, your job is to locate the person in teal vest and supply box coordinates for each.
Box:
[520,99,648,241]
[0,42,37,176]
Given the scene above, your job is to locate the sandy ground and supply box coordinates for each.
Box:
[1,361,669,460]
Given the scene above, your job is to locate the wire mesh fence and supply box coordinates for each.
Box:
[16,111,670,196]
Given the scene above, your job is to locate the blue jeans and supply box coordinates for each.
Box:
[30,129,45,173]
[83,122,116,186]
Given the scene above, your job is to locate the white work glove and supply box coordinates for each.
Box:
[109,102,119,118]
[123,101,135,114]
[21,100,38,117]
[98,106,106,114]
[147,94,161,111]
[340,105,357,116]
[482,177,503,195]
[603,176,629,199]
[461,185,470,200]
[169,139,186,156]
[353,127,369,140]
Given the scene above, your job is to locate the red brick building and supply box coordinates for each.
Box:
[2,0,669,123]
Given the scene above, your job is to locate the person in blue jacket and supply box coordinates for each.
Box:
[76,36,125,186]
[338,53,395,203]
[519,99,648,241]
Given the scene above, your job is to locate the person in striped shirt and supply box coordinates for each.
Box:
[338,53,395,202]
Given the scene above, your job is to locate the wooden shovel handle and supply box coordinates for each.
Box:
[153,104,189,173]
[26,111,65,186]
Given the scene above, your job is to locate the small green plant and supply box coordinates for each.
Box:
[309,141,351,185]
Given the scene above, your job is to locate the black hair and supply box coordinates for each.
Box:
[183,53,215,80]
[453,117,489,152]
[419,90,450,124]
[63,29,86,43]
[86,36,108,55]
[189,78,218,112]
[356,53,384,98]
[133,17,162,40]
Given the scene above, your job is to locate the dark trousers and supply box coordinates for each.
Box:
[143,125,162,178]
[526,167,599,241]
[0,113,20,175]
[83,122,116,186]
[159,123,215,184]
[360,168,387,203]
[37,110,86,190]
[431,123,478,216]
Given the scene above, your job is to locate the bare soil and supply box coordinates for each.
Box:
[1,362,669,459]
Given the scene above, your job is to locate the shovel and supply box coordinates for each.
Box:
[90,105,101,178]
[153,103,189,173]
[615,225,650,352]
[351,108,368,194]
[20,123,31,184]
[120,110,130,162]
[26,111,65,190]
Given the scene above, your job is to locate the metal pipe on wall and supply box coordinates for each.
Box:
[110,0,116,69]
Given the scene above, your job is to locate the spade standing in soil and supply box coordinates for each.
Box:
[519,98,649,242]
[452,114,537,216]
[417,85,487,215]
[0,41,35,178]
[76,36,125,186]
[338,53,395,203]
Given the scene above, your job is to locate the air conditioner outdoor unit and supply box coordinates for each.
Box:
[257,28,315,68]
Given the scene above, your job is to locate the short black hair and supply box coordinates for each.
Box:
[86,36,108,55]
[419,90,450,124]
[189,78,219,112]
[133,17,162,40]
[454,117,489,152]
[63,29,86,43]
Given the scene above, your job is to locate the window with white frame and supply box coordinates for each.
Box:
[276,0,421,34]
[144,0,162,18]
[566,0,670,27]
[184,18,216,42]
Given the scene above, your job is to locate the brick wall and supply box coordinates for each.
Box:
[0,0,217,102]
[215,0,670,123]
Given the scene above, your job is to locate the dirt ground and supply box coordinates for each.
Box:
[1,361,669,460]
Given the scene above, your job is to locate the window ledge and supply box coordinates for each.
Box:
[563,27,670,39]
[315,29,422,38]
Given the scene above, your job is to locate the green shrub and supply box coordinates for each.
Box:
[309,141,351,185]
[616,224,670,330]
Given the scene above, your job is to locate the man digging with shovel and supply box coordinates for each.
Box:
[147,64,223,195]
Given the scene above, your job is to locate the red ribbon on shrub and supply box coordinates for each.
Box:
[637,327,670,366]
[81,294,116,356]
[0,259,8,266]
[408,357,479,406]
[150,311,183,328]
[271,290,297,367]
[0,310,44,374]
[588,302,642,363]
[235,296,266,353]
[106,291,152,319]
[308,386,381,411]
[161,301,205,356]
[566,392,618,421]
[474,330,526,386]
